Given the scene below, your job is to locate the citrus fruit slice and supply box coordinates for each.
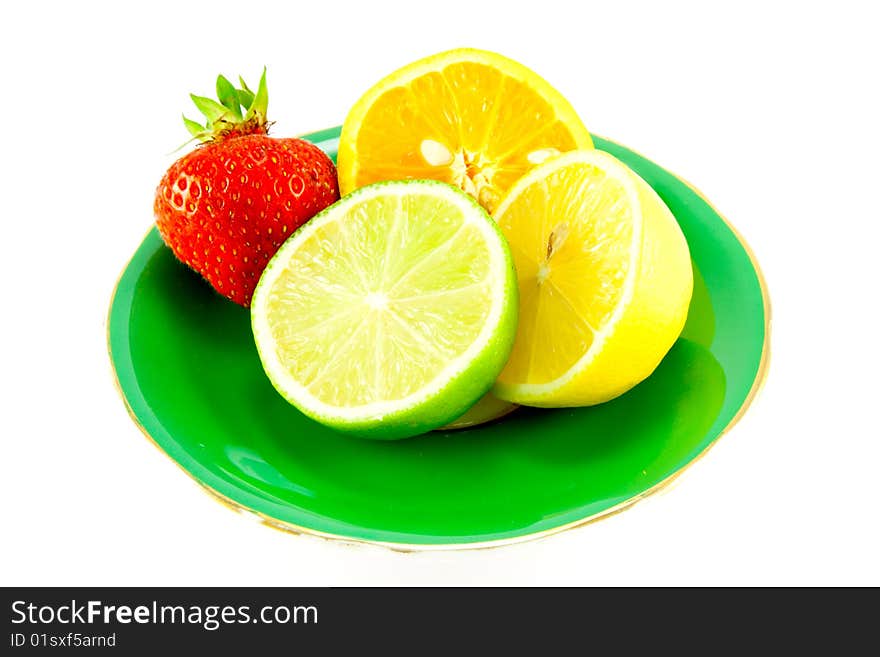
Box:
[337,48,593,213]
[438,392,518,430]
[492,150,693,407]
[251,180,518,440]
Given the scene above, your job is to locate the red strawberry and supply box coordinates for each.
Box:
[154,70,339,306]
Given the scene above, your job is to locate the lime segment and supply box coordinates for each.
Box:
[251,180,518,439]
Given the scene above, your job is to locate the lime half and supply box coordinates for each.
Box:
[251,180,518,439]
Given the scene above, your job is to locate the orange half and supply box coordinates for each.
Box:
[337,48,593,213]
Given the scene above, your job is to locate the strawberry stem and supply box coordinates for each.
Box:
[182,68,269,143]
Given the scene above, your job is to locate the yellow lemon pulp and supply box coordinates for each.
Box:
[492,150,693,407]
[337,48,593,214]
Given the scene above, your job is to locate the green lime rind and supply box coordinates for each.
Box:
[250,179,519,440]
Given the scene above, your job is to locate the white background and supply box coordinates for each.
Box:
[2,1,878,586]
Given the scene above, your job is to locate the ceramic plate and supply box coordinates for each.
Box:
[108,127,769,548]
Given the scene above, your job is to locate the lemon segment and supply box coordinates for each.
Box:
[491,150,693,407]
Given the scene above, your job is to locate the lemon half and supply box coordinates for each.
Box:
[492,150,693,407]
[337,48,592,214]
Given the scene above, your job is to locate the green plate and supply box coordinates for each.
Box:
[108,127,769,549]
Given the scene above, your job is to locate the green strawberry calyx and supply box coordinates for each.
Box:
[183,68,270,143]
